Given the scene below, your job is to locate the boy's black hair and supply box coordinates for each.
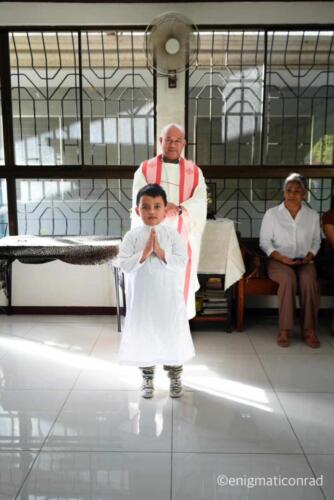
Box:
[136,184,168,206]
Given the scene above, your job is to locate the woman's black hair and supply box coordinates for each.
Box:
[136,184,168,206]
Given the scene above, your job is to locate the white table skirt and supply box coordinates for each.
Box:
[198,219,245,290]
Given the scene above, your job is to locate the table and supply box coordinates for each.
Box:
[198,218,245,287]
[197,219,245,331]
[0,222,245,332]
[0,235,121,327]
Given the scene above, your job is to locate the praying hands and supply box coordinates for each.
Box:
[140,229,166,263]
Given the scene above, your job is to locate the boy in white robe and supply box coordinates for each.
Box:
[118,184,195,398]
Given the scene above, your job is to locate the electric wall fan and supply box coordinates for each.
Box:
[145,12,200,87]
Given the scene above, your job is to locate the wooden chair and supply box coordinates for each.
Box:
[236,238,334,332]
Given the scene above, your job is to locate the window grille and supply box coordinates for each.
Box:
[1,29,154,236]
[10,30,154,167]
[188,29,334,235]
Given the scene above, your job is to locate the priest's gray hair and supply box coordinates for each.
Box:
[160,123,185,138]
[283,172,307,191]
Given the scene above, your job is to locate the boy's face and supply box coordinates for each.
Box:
[136,195,167,226]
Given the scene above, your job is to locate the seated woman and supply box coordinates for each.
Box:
[260,173,321,348]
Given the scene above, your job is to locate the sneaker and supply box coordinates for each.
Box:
[169,377,183,398]
[141,378,154,399]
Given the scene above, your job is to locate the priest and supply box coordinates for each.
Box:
[131,123,207,319]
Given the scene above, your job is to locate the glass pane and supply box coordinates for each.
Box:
[0,179,8,237]
[81,31,154,165]
[16,178,132,237]
[188,30,265,165]
[265,30,334,165]
[309,177,332,213]
[190,29,334,239]
[10,32,81,166]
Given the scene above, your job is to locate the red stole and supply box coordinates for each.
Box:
[141,154,199,303]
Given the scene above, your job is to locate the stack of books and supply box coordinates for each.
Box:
[200,289,228,316]
[196,278,228,317]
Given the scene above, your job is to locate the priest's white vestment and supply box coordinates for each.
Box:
[118,224,195,366]
[132,159,207,319]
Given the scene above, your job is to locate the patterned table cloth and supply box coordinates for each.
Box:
[0,235,120,294]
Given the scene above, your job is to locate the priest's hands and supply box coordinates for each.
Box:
[165,202,179,217]
[140,228,166,263]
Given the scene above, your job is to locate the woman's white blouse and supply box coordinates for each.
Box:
[260,202,321,259]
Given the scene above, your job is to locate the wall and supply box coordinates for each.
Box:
[1,2,334,26]
[0,260,119,307]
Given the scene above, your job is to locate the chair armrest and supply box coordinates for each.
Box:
[240,244,268,280]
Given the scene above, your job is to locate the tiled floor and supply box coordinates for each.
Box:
[0,314,333,499]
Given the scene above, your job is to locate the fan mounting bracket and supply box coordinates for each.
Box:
[168,70,177,89]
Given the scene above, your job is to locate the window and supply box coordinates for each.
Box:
[11,32,81,166]
[1,28,155,237]
[265,31,334,166]
[16,178,131,236]
[188,29,334,236]
[188,30,265,165]
[81,31,154,166]
[1,27,334,238]
[10,31,154,167]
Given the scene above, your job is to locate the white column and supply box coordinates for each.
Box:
[156,72,186,149]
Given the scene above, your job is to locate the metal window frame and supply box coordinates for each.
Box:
[1,24,334,236]
[184,25,334,234]
[185,24,334,178]
[0,26,157,234]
